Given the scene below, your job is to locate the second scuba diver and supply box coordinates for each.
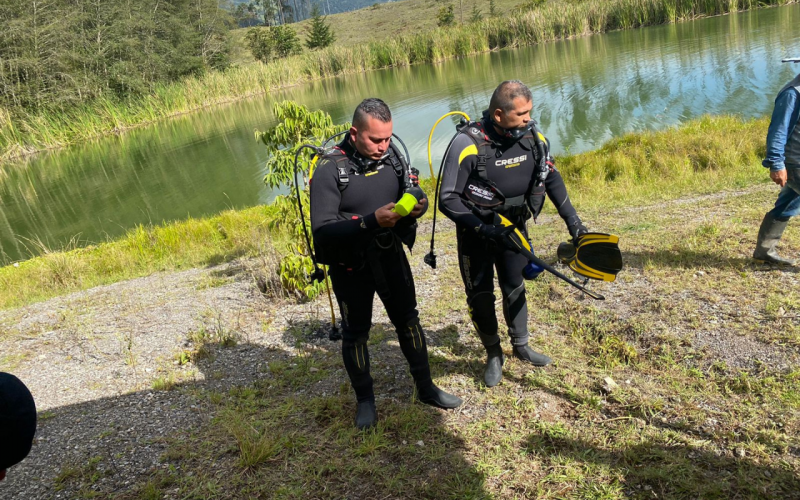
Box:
[439,80,589,387]
[310,98,463,430]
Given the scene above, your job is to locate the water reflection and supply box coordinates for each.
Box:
[1,4,799,263]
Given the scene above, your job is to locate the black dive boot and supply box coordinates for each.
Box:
[398,318,462,410]
[355,400,377,430]
[512,343,552,367]
[753,213,796,266]
[417,384,463,409]
[484,341,504,387]
[342,338,377,430]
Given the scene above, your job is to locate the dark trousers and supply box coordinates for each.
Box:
[328,244,432,403]
[456,224,530,348]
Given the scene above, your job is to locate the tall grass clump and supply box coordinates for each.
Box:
[2,0,795,162]
[556,115,769,208]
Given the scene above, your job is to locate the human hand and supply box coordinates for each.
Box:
[478,223,516,250]
[771,169,788,187]
[375,203,403,227]
[409,198,427,218]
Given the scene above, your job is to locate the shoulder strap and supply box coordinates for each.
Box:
[321,147,351,192]
[386,141,408,186]
[461,121,491,181]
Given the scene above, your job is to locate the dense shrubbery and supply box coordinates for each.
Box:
[437,4,456,27]
[256,101,349,300]
[0,0,232,114]
[246,25,302,63]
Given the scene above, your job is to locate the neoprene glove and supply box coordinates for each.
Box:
[478,223,516,250]
[567,219,588,241]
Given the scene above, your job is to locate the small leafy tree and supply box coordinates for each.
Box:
[470,4,482,23]
[246,25,301,63]
[437,4,455,27]
[305,4,336,50]
[256,101,349,300]
[272,25,302,58]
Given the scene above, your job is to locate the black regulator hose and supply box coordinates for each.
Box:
[424,126,463,269]
[293,144,325,279]
[292,143,342,340]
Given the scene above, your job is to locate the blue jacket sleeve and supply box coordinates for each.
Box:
[763,88,800,171]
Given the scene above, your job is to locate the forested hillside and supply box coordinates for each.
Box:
[229,0,396,17]
[0,0,232,115]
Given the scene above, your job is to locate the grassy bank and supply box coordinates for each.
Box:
[1,0,794,162]
[0,205,290,310]
[0,114,770,310]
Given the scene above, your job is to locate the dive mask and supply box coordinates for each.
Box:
[494,121,529,141]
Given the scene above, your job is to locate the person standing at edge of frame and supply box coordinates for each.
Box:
[754,59,800,266]
[0,372,37,482]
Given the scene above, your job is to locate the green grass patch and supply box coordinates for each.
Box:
[0,204,288,309]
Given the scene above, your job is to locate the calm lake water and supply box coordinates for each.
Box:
[2,5,799,263]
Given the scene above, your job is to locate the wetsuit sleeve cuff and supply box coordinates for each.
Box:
[362,213,379,230]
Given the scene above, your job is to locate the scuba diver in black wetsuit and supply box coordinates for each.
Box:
[310,98,463,430]
[439,80,588,387]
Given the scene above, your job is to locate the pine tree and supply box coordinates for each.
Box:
[437,4,455,27]
[305,4,335,50]
[470,4,482,23]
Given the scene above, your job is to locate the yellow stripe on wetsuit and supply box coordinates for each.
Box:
[458,144,478,165]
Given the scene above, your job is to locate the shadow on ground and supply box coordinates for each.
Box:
[1,319,489,500]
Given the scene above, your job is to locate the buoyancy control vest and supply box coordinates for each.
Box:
[313,138,420,267]
[458,120,552,221]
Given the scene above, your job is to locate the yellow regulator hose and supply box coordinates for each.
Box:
[427,111,471,178]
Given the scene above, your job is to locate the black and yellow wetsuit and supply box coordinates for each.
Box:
[310,138,431,405]
[439,114,584,349]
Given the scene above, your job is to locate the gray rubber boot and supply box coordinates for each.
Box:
[753,213,796,266]
[483,341,505,387]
